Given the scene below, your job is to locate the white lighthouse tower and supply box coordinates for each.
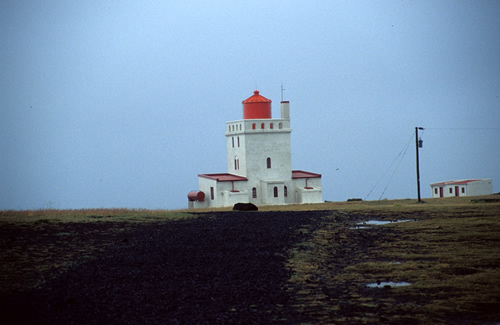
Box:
[188,90,322,208]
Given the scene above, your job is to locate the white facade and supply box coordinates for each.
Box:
[430,179,492,198]
[188,92,323,208]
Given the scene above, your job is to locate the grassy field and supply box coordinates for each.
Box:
[284,195,500,323]
[1,194,499,323]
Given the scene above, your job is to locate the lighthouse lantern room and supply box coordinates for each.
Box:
[188,90,323,208]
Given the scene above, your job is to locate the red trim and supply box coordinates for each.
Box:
[198,173,248,182]
[292,170,322,179]
[430,179,482,186]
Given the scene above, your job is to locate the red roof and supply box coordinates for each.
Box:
[242,90,272,104]
[198,173,248,182]
[430,179,482,186]
[292,170,322,179]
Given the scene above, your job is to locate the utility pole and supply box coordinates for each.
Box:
[415,127,424,203]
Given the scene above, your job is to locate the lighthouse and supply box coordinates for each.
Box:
[188,90,322,208]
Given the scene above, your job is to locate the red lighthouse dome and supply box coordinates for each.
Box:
[242,90,272,119]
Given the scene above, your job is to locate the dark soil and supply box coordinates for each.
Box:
[0,211,334,324]
[1,208,499,324]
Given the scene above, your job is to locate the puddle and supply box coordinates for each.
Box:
[349,225,371,229]
[356,219,414,226]
[366,281,411,288]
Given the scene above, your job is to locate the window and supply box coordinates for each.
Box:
[279,122,283,129]
[266,157,271,168]
[252,187,257,198]
[234,159,237,170]
[232,125,234,132]
[462,187,465,193]
[237,137,240,147]
[210,187,214,200]
[228,126,231,132]
[270,123,273,129]
[449,188,453,194]
[434,188,438,194]
[252,123,256,130]
[284,186,288,197]
[274,186,278,197]
[261,123,265,129]
[232,137,234,147]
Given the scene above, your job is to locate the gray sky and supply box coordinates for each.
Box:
[1,1,499,210]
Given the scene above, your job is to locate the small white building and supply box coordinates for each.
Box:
[188,90,323,208]
[430,179,492,198]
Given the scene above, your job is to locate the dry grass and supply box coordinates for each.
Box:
[0,208,194,223]
[285,194,500,324]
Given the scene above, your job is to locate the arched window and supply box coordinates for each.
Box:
[252,187,257,198]
[284,186,288,197]
[261,123,265,129]
[274,186,278,197]
[252,123,256,130]
[279,122,283,129]
[232,137,234,147]
[228,125,231,132]
[237,136,240,147]
[266,157,271,168]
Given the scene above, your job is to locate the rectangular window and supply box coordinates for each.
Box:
[434,188,438,194]
[462,187,465,193]
[237,137,240,147]
[449,188,453,194]
[232,137,234,147]
[210,187,214,200]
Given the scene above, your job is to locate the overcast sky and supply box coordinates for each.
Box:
[1,1,499,210]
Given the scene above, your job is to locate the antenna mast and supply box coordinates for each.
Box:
[281,84,285,101]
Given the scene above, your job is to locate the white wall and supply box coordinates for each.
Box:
[226,119,292,181]
[430,179,493,198]
[467,179,493,196]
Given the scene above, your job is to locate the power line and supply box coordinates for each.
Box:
[364,132,414,201]
[424,127,500,130]
[377,133,414,201]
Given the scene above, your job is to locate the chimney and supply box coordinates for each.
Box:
[280,101,290,120]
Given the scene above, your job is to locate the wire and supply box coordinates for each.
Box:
[377,134,413,201]
[364,132,414,201]
[424,127,500,130]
